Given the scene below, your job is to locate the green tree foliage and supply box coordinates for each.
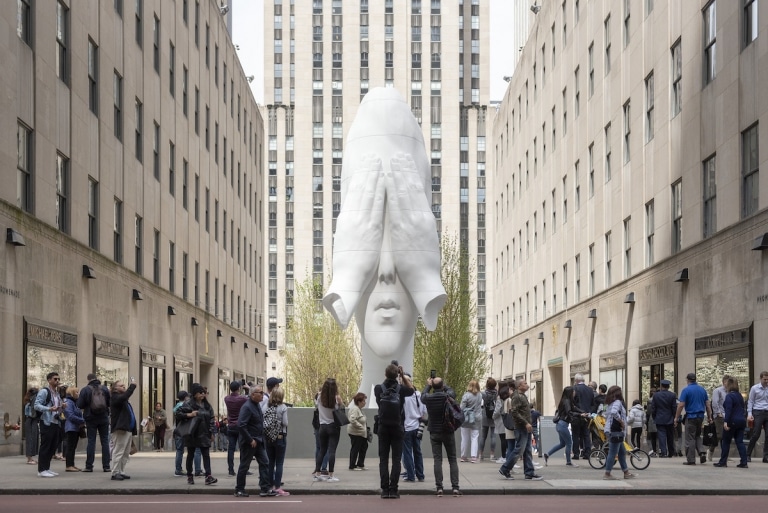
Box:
[282,273,362,406]
[413,234,489,392]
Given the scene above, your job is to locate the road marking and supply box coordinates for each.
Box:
[59,501,303,505]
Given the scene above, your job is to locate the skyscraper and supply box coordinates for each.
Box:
[263,0,490,369]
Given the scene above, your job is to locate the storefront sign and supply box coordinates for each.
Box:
[25,320,77,347]
[570,359,590,376]
[638,341,677,364]
[174,356,194,372]
[1,284,21,299]
[600,352,626,370]
[530,369,543,382]
[141,350,165,366]
[95,337,129,360]
[695,326,751,352]
[218,368,231,380]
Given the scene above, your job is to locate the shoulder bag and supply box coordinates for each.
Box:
[333,407,350,427]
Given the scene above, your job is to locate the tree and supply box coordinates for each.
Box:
[282,273,362,406]
[413,234,488,392]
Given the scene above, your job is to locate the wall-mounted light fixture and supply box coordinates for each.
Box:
[674,268,689,282]
[265,352,269,358]
[244,342,249,349]
[217,329,223,337]
[230,336,236,344]
[624,292,636,304]
[587,309,597,319]
[6,228,26,246]
[503,76,512,82]
[167,306,177,316]
[82,265,96,279]
[510,344,515,352]
[524,338,529,346]
[132,289,144,301]
[752,233,768,250]
[246,75,255,83]
[191,317,199,326]
[219,4,229,15]
[537,332,544,340]
[530,2,541,14]
[498,349,503,356]
[255,348,259,354]
[564,319,572,329]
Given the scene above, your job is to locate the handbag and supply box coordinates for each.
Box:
[366,426,373,443]
[333,407,350,427]
[176,416,200,439]
[703,422,718,447]
[129,440,138,455]
[78,425,87,439]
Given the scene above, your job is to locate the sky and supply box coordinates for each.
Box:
[232,0,515,105]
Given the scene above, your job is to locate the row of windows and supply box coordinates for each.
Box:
[497,124,760,336]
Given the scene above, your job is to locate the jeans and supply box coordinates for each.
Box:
[718,420,747,465]
[546,420,573,464]
[378,424,404,491]
[175,436,201,473]
[478,423,496,457]
[266,434,287,489]
[153,426,167,450]
[237,441,270,493]
[226,431,240,473]
[38,422,61,472]
[401,429,424,480]
[315,424,340,473]
[349,435,368,469]
[684,417,705,462]
[498,433,507,459]
[85,419,111,470]
[501,428,535,477]
[314,428,329,471]
[429,431,459,491]
[746,409,768,459]
[656,424,676,456]
[605,435,628,474]
[187,445,211,477]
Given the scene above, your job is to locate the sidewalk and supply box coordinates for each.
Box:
[2,451,767,496]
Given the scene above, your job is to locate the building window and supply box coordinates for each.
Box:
[168,241,175,293]
[153,15,160,73]
[623,100,630,163]
[671,40,682,117]
[55,154,69,233]
[604,15,611,75]
[134,98,143,161]
[604,123,612,182]
[169,42,175,96]
[182,252,188,300]
[17,0,32,44]
[703,155,716,238]
[671,180,682,254]
[194,174,199,221]
[588,243,595,296]
[605,231,612,287]
[574,255,580,302]
[194,87,200,134]
[645,72,654,142]
[113,198,123,263]
[153,122,160,180]
[113,71,123,140]
[744,0,758,47]
[88,178,98,249]
[623,0,630,47]
[645,200,654,266]
[588,43,594,97]
[135,215,143,275]
[182,160,188,210]
[153,229,160,285]
[575,161,581,211]
[588,143,595,198]
[88,39,98,115]
[205,187,210,232]
[135,0,142,47]
[703,1,716,85]
[169,141,175,196]
[574,66,580,117]
[56,1,69,82]
[17,122,33,213]
[742,123,759,218]
[623,217,631,278]
[182,66,188,116]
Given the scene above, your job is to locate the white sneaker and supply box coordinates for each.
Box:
[38,470,55,478]
[513,464,521,469]
[495,457,506,464]
[533,462,543,468]
[326,476,340,482]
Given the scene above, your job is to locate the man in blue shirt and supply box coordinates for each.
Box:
[675,373,712,465]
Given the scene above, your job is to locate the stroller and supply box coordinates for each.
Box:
[586,414,651,470]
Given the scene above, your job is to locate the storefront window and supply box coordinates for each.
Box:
[27,345,77,389]
[175,371,192,397]
[695,348,750,398]
[599,368,625,393]
[96,356,129,387]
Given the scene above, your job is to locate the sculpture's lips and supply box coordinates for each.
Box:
[375,299,400,311]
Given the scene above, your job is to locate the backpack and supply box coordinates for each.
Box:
[89,384,107,415]
[263,405,281,443]
[377,383,402,427]
[483,390,497,420]
[26,391,40,419]
[444,395,464,433]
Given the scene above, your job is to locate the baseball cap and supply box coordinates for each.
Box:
[686,373,697,381]
[230,381,242,392]
[266,377,283,388]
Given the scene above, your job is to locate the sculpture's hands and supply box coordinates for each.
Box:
[385,153,446,330]
[323,154,386,328]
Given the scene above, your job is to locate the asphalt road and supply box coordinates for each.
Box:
[0,495,762,513]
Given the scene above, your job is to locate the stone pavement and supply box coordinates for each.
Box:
[2,451,767,496]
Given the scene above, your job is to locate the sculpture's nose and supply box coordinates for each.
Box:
[378,228,396,285]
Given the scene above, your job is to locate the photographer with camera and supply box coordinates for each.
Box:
[401,373,427,483]
[374,362,414,499]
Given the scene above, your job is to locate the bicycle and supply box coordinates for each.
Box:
[588,440,650,470]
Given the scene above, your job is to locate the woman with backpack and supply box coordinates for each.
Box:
[264,387,290,496]
[459,379,483,463]
[478,378,498,461]
[175,383,218,485]
[23,387,40,465]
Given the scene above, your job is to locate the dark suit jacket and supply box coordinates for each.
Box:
[109,383,137,434]
[574,383,595,415]
[651,389,677,425]
[238,398,264,446]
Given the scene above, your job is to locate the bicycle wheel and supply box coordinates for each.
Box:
[588,449,607,469]
[630,449,650,470]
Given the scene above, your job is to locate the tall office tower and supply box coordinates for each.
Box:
[490,0,766,413]
[1,0,265,455]
[263,0,490,370]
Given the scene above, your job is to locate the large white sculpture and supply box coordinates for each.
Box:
[323,88,447,397]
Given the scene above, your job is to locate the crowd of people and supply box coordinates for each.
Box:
[21,367,768,497]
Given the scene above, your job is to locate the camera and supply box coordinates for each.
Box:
[430,369,436,379]
[391,360,399,366]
